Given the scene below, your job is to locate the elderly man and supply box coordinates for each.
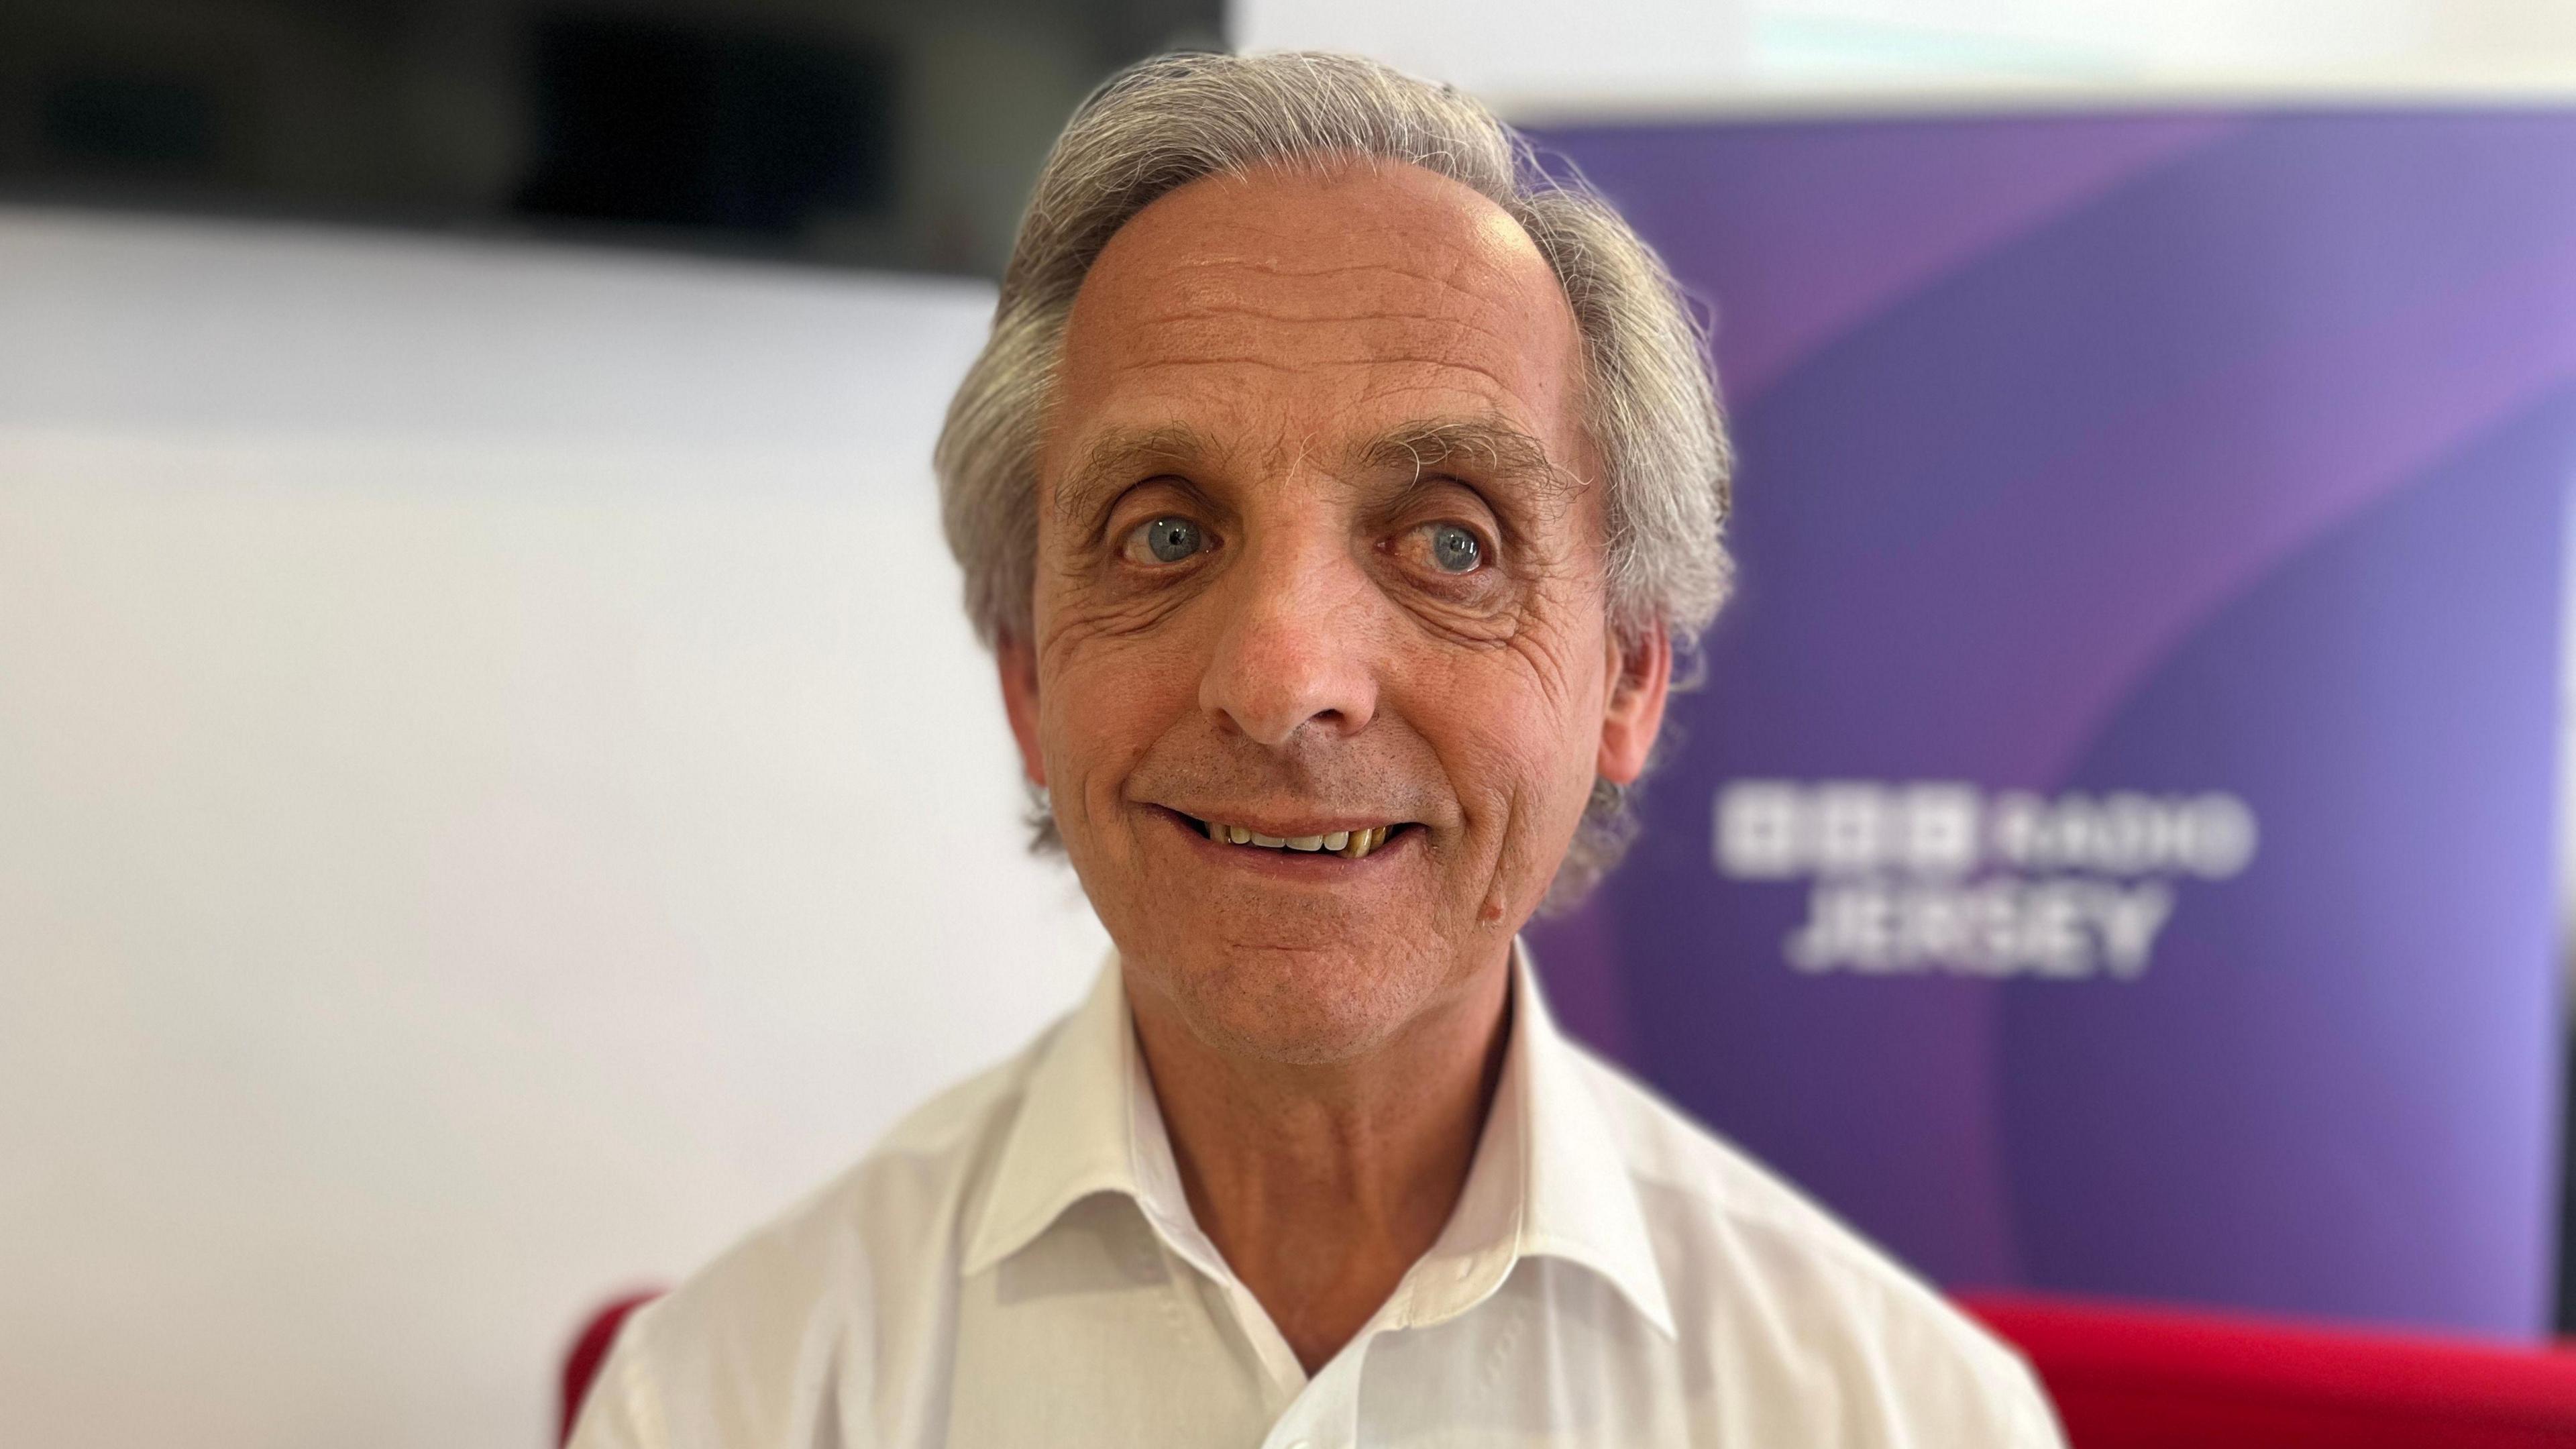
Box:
[573,50,2061,1448]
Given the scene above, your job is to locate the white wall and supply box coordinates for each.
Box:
[1235,0,2576,109]
[1232,0,1752,111]
[0,210,1107,1449]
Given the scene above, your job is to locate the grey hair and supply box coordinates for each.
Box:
[934,50,1731,909]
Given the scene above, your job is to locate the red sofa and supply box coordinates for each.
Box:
[559,1290,661,1446]
[1960,1291,2576,1448]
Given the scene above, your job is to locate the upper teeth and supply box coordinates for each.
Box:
[1205,822,1389,858]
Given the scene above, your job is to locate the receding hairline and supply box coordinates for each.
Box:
[1067,154,1567,334]
[1102,147,1547,246]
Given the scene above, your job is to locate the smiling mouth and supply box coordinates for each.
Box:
[1175,813,1411,859]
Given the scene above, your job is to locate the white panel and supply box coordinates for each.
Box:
[1232,0,1752,108]
[0,210,1107,1449]
[1233,0,2576,109]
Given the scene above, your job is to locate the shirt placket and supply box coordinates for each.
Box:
[1258,1242,1517,1449]
[1255,1328,1367,1449]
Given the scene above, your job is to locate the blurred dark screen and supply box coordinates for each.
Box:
[0,0,1222,276]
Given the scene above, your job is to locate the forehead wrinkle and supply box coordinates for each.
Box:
[1112,227,1554,325]
[1157,252,1497,284]
[1115,321,1545,381]
[1114,282,1540,350]
[1124,260,1550,339]
[1104,319,1565,425]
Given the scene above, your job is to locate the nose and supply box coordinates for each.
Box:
[1199,531,1380,748]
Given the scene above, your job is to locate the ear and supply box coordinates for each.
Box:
[996,634,1048,788]
[1597,624,1672,786]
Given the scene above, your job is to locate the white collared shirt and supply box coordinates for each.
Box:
[572,948,2062,1448]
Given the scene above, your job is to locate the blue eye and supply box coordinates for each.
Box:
[1137,516,1203,564]
[1428,523,1482,574]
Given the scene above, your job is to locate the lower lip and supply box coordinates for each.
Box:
[1154,807,1413,877]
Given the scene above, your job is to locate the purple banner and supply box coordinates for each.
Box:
[1528,111,2573,1338]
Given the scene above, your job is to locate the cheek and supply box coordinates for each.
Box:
[1039,625,1201,812]
[1411,641,1605,837]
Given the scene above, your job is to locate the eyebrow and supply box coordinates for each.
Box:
[1358,417,1585,501]
[1053,424,1218,530]
[1049,413,1584,530]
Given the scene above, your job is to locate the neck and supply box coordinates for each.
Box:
[1126,949,1515,1376]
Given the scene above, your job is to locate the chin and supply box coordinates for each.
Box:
[1152,937,1442,1067]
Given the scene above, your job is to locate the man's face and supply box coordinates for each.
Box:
[1004,161,1668,1065]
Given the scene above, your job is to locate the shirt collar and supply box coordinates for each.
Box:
[959,960,1163,1276]
[1491,939,1677,1338]
[959,942,1676,1341]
